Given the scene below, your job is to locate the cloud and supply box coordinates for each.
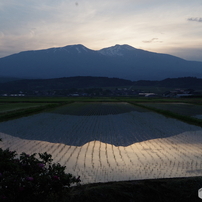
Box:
[142,38,163,43]
[0,0,202,62]
[187,17,202,23]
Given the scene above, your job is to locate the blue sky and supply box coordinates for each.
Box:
[0,0,202,61]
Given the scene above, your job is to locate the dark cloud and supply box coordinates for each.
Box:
[187,17,202,22]
[142,38,162,43]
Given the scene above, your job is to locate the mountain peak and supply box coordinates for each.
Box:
[64,44,91,53]
[44,44,91,54]
[99,44,136,56]
[64,44,87,49]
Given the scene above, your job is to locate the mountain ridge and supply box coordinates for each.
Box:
[0,44,201,81]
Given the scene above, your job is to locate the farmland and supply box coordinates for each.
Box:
[0,99,202,184]
[140,102,202,117]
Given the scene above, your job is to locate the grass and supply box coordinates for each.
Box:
[0,103,49,113]
[68,176,202,202]
[129,102,202,127]
[0,96,119,122]
[0,96,119,103]
[141,103,202,117]
[0,103,67,122]
[0,97,76,122]
[1,96,202,104]
[0,97,71,103]
[118,96,202,104]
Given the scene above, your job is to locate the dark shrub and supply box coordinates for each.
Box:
[0,139,80,202]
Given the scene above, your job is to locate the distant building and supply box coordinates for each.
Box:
[70,93,79,97]
[163,89,195,97]
[139,93,157,97]
[10,94,25,97]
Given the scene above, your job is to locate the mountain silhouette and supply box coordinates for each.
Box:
[0,44,202,80]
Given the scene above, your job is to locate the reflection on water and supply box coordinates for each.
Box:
[1,102,202,183]
[50,102,149,116]
[0,110,201,146]
[1,131,202,184]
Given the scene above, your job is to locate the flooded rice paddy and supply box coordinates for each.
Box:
[141,102,202,117]
[0,102,202,184]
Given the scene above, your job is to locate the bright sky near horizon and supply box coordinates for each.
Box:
[0,0,202,61]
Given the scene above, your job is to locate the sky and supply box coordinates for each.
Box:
[0,0,202,61]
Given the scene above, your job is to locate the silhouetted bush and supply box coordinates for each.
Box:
[0,138,80,202]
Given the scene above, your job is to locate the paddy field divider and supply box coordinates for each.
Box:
[129,102,202,128]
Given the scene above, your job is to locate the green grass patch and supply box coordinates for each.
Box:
[1,96,202,104]
[118,97,202,104]
[130,102,202,127]
[0,103,49,113]
[141,103,202,117]
[0,97,119,103]
[0,103,68,122]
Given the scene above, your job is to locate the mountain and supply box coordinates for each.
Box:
[0,44,202,80]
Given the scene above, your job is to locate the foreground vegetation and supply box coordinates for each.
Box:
[67,176,202,202]
[1,150,201,201]
[0,139,81,202]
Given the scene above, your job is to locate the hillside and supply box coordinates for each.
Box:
[0,76,133,92]
[0,76,202,91]
[0,76,202,96]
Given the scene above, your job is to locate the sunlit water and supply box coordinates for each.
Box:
[0,102,202,183]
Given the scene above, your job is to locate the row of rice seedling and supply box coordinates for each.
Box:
[1,131,202,184]
[0,102,202,183]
